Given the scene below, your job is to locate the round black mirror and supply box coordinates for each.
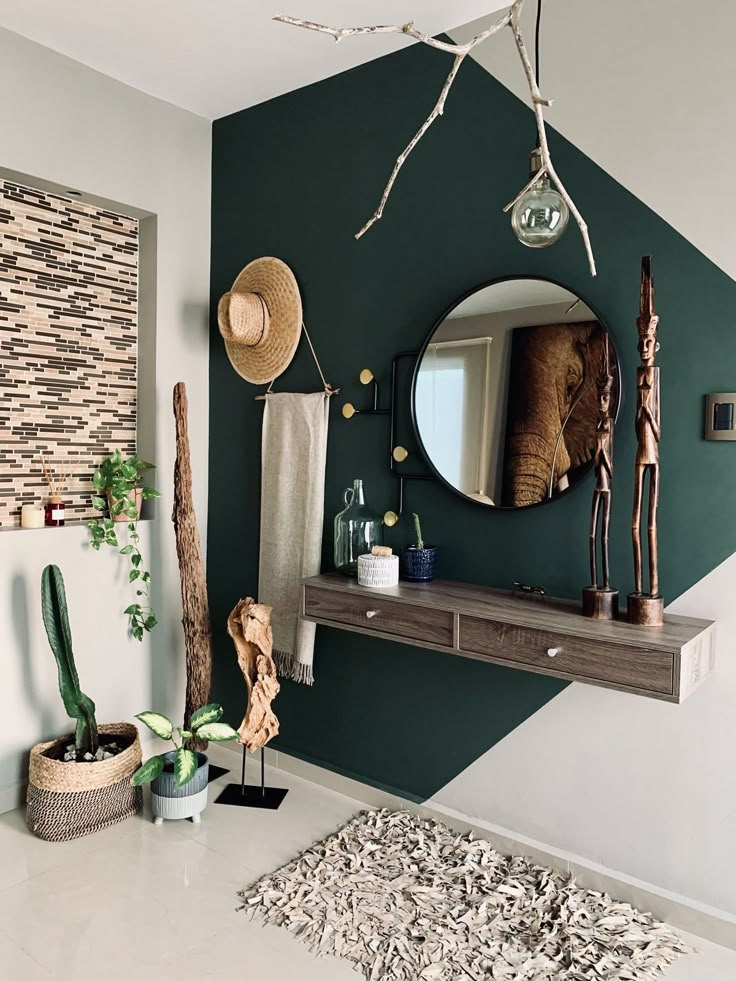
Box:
[412,277,620,509]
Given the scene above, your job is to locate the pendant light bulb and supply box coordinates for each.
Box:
[511,149,569,249]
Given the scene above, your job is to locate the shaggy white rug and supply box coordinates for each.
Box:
[238,809,692,980]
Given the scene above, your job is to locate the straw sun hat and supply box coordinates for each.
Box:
[217,257,302,384]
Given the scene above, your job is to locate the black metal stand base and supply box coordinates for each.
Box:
[207,764,229,784]
[212,744,288,811]
[214,783,288,810]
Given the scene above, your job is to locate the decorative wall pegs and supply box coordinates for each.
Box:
[341,355,433,529]
[340,368,388,419]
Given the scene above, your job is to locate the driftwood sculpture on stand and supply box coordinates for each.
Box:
[628,257,664,627]
[227,598,280,753]
[173,382,213,749]
[582,336,618,620]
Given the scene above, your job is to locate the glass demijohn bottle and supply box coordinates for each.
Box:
[334,479,384,576]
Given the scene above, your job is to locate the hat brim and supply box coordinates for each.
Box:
[222,257,302,384]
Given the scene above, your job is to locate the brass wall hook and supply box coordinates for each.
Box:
[340,368,389,419]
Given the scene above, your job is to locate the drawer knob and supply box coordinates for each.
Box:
[547,647,561,658]
[366,609,379,619]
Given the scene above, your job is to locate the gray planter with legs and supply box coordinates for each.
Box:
[151,751,209,824]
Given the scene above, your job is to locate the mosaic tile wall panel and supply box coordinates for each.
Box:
[0,180,138,527]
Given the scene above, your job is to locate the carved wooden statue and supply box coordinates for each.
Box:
[628,256,663,626]
[227,598,280,753]
[173,382,212,749]
[583,335,618,619]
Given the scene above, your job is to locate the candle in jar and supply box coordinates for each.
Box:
[21,504,45,529]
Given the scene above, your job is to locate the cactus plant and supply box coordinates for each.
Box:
[41,565,98,756]
[401,513,437,583]
[412,512,425,550]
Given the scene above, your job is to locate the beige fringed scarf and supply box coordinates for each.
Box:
[258,392,329,684]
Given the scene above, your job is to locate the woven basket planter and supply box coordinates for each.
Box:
[26,722,143,842]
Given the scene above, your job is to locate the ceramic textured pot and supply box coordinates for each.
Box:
[151,751,209,825]
[107,486,143,523]
[400,545,438,583]
[26,722,142,842]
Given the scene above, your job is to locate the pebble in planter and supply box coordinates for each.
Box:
[132,705,239,824]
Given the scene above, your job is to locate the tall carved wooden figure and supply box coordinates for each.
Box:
[628,256,663,626]
[583,336,618,619]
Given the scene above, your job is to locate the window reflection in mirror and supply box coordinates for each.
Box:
[413,279,619,509]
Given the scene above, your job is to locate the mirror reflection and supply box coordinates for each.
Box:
[413,278,619,509]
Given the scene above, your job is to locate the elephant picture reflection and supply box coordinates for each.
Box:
[413,278,619,509]
[502,321,610,507]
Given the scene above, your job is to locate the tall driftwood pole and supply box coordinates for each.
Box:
[173,382,212,748]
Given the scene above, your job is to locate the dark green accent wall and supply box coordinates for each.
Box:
[209,41,736,802]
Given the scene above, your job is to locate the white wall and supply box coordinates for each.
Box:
[452,0,736,282]
[0,28,211,809]
[430,555,736,919]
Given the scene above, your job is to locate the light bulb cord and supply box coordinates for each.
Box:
[534,0,542,150]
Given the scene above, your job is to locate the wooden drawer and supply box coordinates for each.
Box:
[305,585,454,648]
[458,616,674,696]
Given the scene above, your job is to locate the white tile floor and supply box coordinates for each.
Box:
[0,763,734,980]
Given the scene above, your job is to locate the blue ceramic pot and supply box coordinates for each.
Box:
[400,545,438,583]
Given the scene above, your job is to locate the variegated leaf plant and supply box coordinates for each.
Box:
[131,704,239,788]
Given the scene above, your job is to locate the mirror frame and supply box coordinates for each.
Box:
[410,274,623,512]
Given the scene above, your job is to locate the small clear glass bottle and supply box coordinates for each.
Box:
[334,479,384,576]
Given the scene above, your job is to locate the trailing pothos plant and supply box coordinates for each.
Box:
[89,450,160,642]
[131,705,239,788]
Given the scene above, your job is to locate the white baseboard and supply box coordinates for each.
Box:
[208,741,736,951]
[0,780,26,815]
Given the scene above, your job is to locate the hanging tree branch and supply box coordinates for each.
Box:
[275,2,596,276]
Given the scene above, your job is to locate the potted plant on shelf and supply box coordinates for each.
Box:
[26,565,143,842]
[400,512,438,583]
[132,705,239,825]
[91,450,158,523]
[89,450,160,641]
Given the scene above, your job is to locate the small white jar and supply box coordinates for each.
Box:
[358,552,399,588]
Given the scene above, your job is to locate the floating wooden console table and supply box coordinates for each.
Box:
[302,574,716,703]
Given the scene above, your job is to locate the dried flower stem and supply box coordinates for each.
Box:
[39,454,72,497]
[275,2,596,275]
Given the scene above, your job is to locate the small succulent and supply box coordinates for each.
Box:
[131,705,239,788]
[412,512,425,550]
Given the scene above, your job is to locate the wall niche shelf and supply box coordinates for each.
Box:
[302,574,716,703]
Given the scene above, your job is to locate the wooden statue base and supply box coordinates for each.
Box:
[627,592,664,626]
[582,587,619,620]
